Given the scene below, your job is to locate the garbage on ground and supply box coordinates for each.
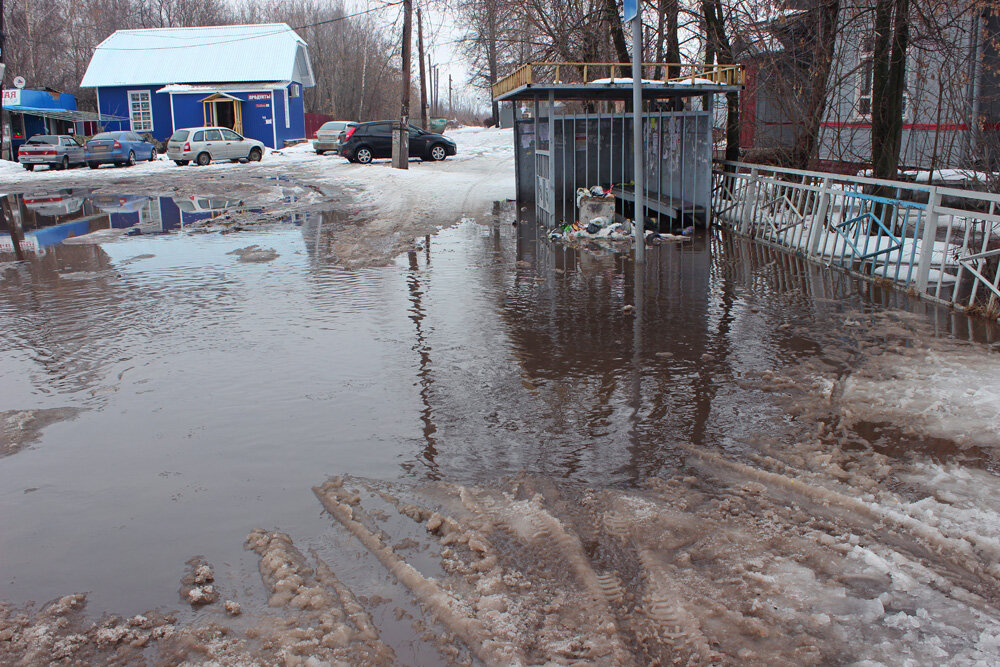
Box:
[550,216,634,243]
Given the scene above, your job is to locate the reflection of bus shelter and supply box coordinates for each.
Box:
[199,92,244,135]
[492,63,743,229]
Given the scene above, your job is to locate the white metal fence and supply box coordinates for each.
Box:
[711,160,1000,318]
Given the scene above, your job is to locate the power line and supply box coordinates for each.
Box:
[95,3,403,51]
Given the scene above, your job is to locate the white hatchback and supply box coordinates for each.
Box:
[167,127,265,166]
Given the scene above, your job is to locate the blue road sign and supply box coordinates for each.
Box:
[624,0,637,22]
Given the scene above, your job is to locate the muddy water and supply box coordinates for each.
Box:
[2,197,1000,662]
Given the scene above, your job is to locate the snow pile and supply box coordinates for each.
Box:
[904,169,991,184]
[840,342,1000,447]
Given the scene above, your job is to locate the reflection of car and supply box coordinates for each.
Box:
[173,195,241,213]
[92,194,153,214]
[313,120,356,154]
[339,121,456,164]
[86,131,157,168]
[17,135,86,171]
[22,193,85,216]
[166,127,264,166]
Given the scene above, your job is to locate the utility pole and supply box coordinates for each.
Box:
[448,74,452,118]
[433,66,439,116]
[417,6,428,129]
[629,0,645,262]
[392,0,413,169]
[1,0,6,162]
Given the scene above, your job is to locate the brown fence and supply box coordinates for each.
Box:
[305,112,336,138]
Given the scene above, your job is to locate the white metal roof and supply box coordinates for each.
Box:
[81,24,314,88]
[155,82,290,94]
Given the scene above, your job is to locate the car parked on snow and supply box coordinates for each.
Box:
[339,122,456,164]
[17,135,86,171]
[166,127,264,166]
[85,131,158,169]
[313,120,356,154]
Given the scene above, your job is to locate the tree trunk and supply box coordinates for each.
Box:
[789,0,841,169]
[605,0,632,76]
[653,0,680,80]
[871,0,910,182]
[702,0,739,159]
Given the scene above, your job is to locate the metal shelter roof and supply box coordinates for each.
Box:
[491,62,744,102]
[493,81,742,103]
[81,24,315,89]
[3,105,127,123]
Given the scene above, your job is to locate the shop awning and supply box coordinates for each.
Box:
[199,92,242,103]
[1,104,127,123]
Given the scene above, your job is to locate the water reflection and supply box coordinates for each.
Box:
[1,202,998,614]
[0,189,256,256]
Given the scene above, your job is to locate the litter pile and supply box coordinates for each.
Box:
[552,217,635,242]
[549,185,692,247]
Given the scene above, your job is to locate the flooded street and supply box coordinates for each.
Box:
[2,181,1000,663]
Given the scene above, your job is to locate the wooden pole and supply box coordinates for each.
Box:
[393,0,413,169]
[417,6,428,129]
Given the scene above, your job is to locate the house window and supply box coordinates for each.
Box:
[856,37,909,120]
[128,90,153,132]
[857,39,875,117]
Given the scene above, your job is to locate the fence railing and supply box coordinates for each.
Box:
[492,62,745,99]
[711,160,1000,318]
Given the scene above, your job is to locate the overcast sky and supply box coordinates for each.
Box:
[345,0,480,111]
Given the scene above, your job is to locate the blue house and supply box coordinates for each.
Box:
[80,24,314,149]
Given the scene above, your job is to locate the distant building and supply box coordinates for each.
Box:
[81,24,314,148]
[739,2,1000,172]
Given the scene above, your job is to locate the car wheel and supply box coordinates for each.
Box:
[174,160,189,166]
[355,147,373,164]
[248,147,262,162]
[23,164,34,171]
[316,150,325,155]
[88,162,99,169]
[150,148,156,161]
[196,152,211,166]
[127,151,136,167]
[59,156,70,170]
[429,144,447,161]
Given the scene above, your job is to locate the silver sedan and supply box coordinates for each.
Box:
[17,135,86,171]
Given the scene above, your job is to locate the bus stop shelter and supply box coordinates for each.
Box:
[492,63,743,230]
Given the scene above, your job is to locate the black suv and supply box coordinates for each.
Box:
[339,121,457,164]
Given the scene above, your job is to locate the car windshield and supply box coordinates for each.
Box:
[92,132,118,141]
[25,136,58,145]
[320,122,344,131]
[170,130,189,142]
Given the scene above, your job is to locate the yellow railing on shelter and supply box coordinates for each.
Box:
[491,62,744,99]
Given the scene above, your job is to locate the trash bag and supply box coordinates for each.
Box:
[587,222,601,234]
[590,185,605,197]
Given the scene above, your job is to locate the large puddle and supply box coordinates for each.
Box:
[2,191,1000,663]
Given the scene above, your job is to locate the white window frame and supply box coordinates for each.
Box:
[289,83,301,98]
[128,90,154,133]
[854,37,910,122]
